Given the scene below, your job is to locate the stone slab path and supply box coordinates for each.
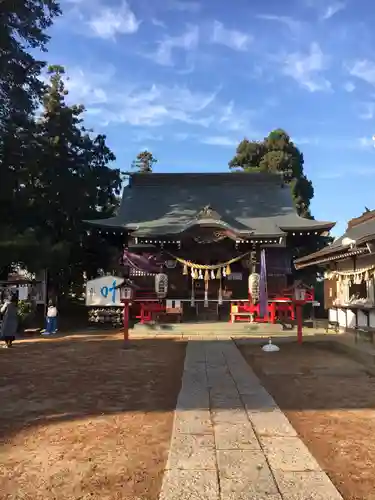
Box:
[159,340,343,500]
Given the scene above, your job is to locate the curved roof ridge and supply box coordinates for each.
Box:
[130,171,284,187]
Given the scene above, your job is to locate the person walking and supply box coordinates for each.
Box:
[42,300,58,335]
[0,295,18,348]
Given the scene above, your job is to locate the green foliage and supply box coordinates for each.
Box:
[30,66,122,290]
[131,150,157,173]
[229,129,313,217]
[0,65,122,292]
[0,0,61,129]
[17,300,32,321]
[0,1,61,278]
[229,129,331,277]
[0,2,122,293]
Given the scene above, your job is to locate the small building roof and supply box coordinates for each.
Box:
[87,172,335,238]
[294,209,375,269]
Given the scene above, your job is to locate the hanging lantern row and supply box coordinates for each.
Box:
[291,232,319,236]
[92,230,125,236]
[141,239,181,246]
[237,239,279,244]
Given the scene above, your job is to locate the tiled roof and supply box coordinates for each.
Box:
[87,172,335,237]
[294,211,375,268]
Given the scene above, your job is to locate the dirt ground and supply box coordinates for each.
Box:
[0,332,186,500]
[239,340,375,500]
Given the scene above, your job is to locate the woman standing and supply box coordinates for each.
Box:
[0,295,18,348]
[42,300,58,335]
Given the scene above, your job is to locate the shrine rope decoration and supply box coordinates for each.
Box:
[325,265,375,282]
[166,250,252,280]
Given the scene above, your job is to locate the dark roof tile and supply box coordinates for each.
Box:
[295,213,375,267]
[87,172,335,237]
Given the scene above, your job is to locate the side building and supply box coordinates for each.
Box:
[295,209,375,332]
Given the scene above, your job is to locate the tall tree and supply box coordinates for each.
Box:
[229,129,331,278]
[0,0,61,278]
[229,129,313,217]
[34,65,122,291]
[0,66,122,291]
[131,150,157,173]
[0,0,61,128]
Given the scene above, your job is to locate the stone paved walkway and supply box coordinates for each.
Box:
[159,340,343,500]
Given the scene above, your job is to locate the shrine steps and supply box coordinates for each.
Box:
[132,321,298,337]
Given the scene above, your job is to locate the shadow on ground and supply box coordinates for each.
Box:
[0,332,186,442]
[238,339,375,412]
[1,332,375,443]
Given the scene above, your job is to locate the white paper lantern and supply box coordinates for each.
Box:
[155,273,168,298]
[248,273,260,302]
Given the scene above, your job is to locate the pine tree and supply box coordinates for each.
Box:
[131,150,157,173]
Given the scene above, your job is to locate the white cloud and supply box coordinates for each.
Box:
[321,1,345,20]
[304,0,346,20]
[174,132,189,141]
[343,81,355,92]
[358,136,374,149]
[316,171,344,179]
[349,59,375,85]
[151,25,199,66]
[282,42,331,92]
[132,131,163,142]
[87,1,140,40]
[356,166,375,175]
[63,68,214,127]
[211,21,252,51]
[169,0,201,12]
[64,66,115,104]
[292,136,320,145]
[201,136,238,147]
[60,66,255,138]
[151,18,166,29]
[318,165,375,179]
[358,102,375,120]
[256,15,303,37]
[217,101,254,133]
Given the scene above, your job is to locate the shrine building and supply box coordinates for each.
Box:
[87,172,334,324]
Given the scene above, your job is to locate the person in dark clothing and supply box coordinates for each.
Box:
[0,294,18,348]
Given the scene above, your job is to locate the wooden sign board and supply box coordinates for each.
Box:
[86,275,124,307]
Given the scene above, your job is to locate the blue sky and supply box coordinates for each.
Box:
[44,0,375,236]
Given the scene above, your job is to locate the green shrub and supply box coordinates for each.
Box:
[17,300,32,322]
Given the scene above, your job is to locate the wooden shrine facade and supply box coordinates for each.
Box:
[87,172,334,323]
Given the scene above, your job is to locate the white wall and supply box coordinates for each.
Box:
[328,308,337,322]
[329,254,375,330]
[358,310,368,327]
[329,308,375,330]
[370,311,375,328]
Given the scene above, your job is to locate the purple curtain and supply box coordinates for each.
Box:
[122,250,164,273]
[259,248,268,317]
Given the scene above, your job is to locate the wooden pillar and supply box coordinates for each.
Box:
[123,301,129,342]
[296,303,303,344]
